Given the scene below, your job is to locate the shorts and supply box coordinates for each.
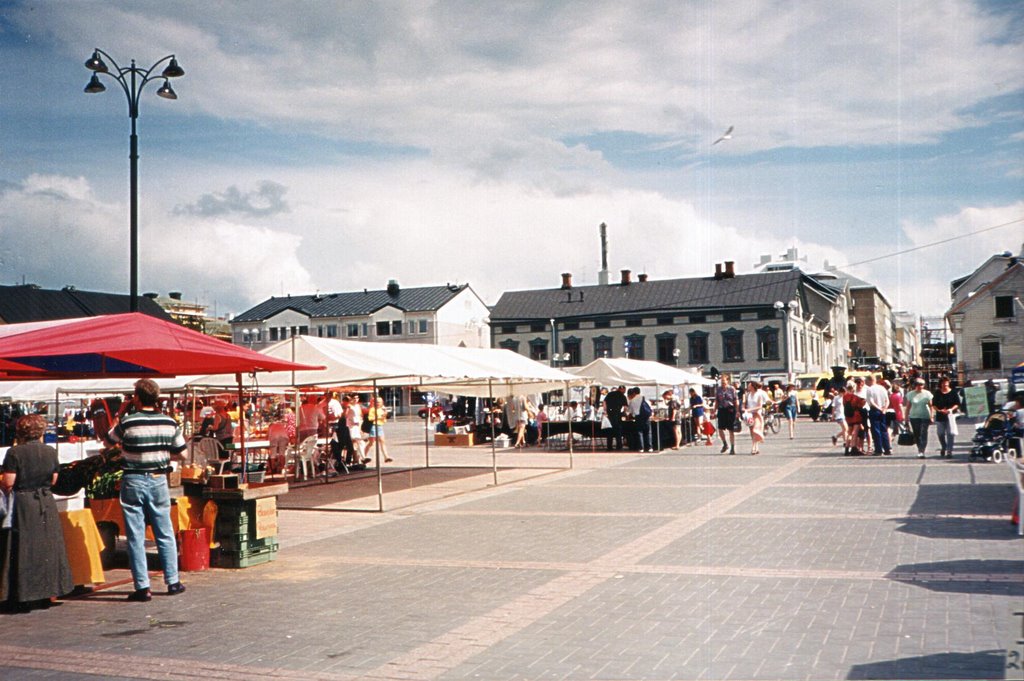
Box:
[717,408,736,430]
[783,404,797,420]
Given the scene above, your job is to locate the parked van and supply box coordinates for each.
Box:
[795,373,831,413]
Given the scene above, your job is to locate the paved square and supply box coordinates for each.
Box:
[1,420,1020,680]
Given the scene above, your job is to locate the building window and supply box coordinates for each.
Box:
[625,317,644,327]
[656,334,677,365]
[757,309,776,320]
[326,324,338,338]
[529,338,548,362]
[499,339,520,353]
[757,326,779,361]
[594,320,611,329]
[346,324,359,338]
[687,331,708,364]
[563,321,580,331]
[721,328,744,363]
[391,320,402,335]
[563,337,581,366]
[270,327,280,342]
[995,296,1015,319]
[723,311,741,322]
[981,341,1001,370]
[656,316,674,326]
[298,326,309,336]
[624,334,645,360]
[593,335,613,359]
[530,322,546,333]
[418,319,428,334]
[689,315,706,324]
[376,321,391,336]
[500,324,517,334]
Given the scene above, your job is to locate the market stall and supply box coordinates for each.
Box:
[0,313,322,569]
[188,335,587,511]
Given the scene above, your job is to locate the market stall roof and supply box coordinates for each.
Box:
[0,313,322,379]
[0,377,196,403]
[188,335,586,396]
[568,357,714,387]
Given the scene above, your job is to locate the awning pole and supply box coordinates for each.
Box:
[374,379,384,512]
[490,379,497,486]
[236,373,247,483]
[566,380,574,469]
[424,383,431,469]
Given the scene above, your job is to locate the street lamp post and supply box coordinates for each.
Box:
[774,300,799,382]
[83,49,184,312]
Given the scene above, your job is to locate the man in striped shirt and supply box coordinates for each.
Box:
[106,378,187,602]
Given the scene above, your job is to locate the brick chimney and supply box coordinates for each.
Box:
[714,263,723,280]
[724,261,735,278]
[638,273,648,283]
[560,272,573,289]
[620,269,631,285]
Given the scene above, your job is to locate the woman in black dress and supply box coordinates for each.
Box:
[0,414,74,612]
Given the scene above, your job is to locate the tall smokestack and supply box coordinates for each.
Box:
[599,222,610,286]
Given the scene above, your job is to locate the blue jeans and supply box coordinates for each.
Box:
[120,473,179,591]
[869,408,891,454]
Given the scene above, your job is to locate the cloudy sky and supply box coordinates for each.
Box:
[1,1,1022,320]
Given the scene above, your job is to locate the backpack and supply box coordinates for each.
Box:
[638,398,652,420]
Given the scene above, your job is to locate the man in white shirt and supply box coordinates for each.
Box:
[865,375,891,455]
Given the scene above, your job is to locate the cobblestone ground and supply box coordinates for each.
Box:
[1,419,1021,680]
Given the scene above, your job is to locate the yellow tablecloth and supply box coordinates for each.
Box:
[59,509,105,586]
[87,495,214,546]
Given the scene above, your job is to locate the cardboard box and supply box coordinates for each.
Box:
[434,432,474,447]
[208,474,239,490]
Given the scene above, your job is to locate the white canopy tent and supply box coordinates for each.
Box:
[188,336,588,511]
[568,357,713,388]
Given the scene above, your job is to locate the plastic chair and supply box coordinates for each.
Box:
[191,437,227,473]
[294,436,317,481]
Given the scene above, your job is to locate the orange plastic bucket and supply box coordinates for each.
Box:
[179,527,210,571]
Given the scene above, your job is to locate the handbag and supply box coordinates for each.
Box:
[897,424,915,447]
[360,414,373,434]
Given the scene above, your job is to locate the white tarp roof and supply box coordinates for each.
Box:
[0,377,195,402]
[187,336,587,397]
[568,357,714,387]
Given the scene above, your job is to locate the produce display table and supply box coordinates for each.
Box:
[203,482,288,568]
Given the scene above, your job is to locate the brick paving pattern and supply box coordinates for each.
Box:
[1,419,1020,680]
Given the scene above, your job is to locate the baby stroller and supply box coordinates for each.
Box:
[970,411,1015,462]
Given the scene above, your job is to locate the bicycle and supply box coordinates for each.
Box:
[763,404,782,435]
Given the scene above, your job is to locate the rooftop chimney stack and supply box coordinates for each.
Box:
[387,279,400,297]
[714,263,723,280]
[724,261,735,278]
[638,273,648,283]
[599,222,610,286]
[560,272,573,289]
[620,269,631,285]
[169,291,182,300]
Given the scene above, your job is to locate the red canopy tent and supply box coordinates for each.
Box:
[0,313,324,477]
[0,313,316,378]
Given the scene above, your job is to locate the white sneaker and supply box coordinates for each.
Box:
[917,453,925,459]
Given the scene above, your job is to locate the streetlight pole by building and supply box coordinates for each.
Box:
[774,299,799,381]
[83,49,185,312]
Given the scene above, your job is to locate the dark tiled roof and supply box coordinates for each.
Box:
[232,284,470,323]
[490,271,825,321]
[0,285,173,324]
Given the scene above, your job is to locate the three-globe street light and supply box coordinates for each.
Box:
[83,49,184,312]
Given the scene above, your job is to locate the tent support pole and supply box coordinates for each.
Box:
[374,379,384,512]
[489,379,497,486]
[565,381,573,469]
[236,373,247,483]
[424,383,430,469]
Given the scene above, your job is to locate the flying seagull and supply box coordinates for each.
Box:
[712,125,734,145]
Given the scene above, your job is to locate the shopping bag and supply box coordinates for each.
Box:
[948,415,959,437]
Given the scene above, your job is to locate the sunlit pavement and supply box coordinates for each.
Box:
[2,418,1020,681]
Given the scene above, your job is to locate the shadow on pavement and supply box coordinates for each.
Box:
[894,516,1020,541]
[887,559,1024,597]
[846,649,1007,680]
[908,483,1016,516]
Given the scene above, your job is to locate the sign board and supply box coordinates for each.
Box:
[254,496,277,540]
